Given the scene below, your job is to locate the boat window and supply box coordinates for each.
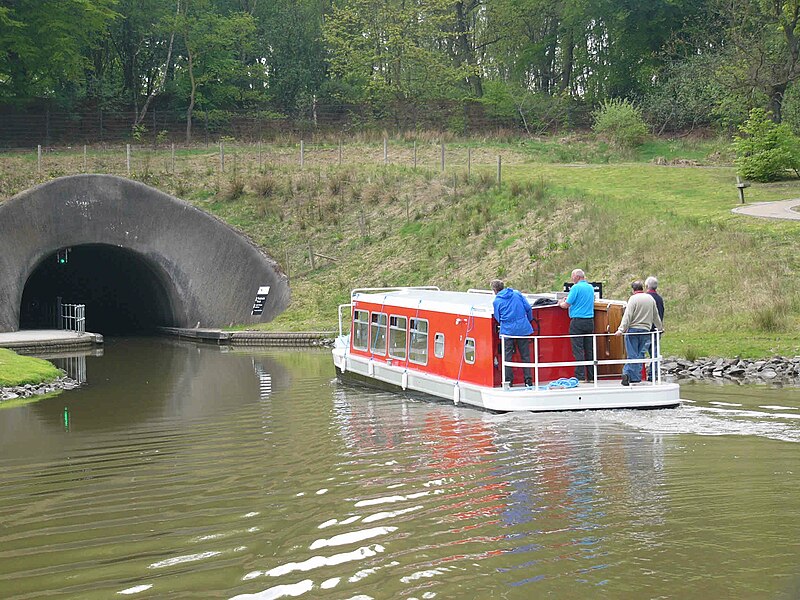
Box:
[434,333,445,358]
[464,338,476,364]
[409,318,429,365]
[389,315,407,359]
[370,312,387,355]
[353,310,369,350]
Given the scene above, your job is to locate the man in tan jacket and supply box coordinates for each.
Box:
[614,280,663,385]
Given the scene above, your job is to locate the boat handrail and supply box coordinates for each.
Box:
[338,303,352,337]
[350,286,440,300]
[466,288,493,295]
[500,329,663,388]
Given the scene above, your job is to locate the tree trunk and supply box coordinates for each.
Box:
[768,85,786,122]
[186,45,196,143]
[559,29,574,94]
[454,1,483,97]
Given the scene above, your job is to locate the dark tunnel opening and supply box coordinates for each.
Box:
[20,244,178,335]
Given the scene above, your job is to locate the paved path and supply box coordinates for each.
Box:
[0,330,102,350]
[732,198,800,220]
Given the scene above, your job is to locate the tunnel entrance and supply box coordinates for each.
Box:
[20,244,178,335]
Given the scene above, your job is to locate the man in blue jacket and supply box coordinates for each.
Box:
[491,279,533,388]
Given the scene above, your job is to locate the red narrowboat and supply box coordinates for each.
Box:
[332,287,681,412]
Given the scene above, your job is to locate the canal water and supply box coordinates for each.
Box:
[1,338,798,599]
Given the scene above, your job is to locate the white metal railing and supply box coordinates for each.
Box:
[500,329,662,389]
[350,286,439,300]
[52,355,87,384]
[59,303,86,333]
[338,303,352,337]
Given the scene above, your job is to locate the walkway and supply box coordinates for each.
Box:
[732,198,800,220]
[0,330,103,352]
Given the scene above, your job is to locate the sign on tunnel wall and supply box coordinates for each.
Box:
[251,286,271,316]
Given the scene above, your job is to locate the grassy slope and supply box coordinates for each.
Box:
[1,136,799,359]
[0,348,61,387]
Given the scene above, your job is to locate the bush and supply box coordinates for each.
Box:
[733,108,800,182]
[592,99,648,149]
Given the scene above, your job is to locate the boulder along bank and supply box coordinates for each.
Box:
[1,376,81,402]
[663,356,800,385]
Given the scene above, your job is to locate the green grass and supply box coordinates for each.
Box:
[2,135,800,359]
[0,348,61,387]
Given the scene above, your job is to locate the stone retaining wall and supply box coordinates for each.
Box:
[1,376,81,401]
[662,356,800,385]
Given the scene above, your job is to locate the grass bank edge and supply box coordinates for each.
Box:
[0,348,62,387]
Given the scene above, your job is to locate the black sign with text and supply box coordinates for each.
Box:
[563,281,603,298]
[251,286,270,315]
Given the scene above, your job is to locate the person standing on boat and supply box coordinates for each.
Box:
[644,276,664,381]
[615,280,663,386]
[491,279,534,388]
[558,269,595,381]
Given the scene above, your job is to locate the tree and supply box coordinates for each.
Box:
[175,0,256,141]
[256,0,327,115]
[324,0,471,112]
[734,108,800,181]
[713,0,800,122]
[0,0,118,106]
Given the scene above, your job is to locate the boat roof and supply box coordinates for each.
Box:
[351,287,560,318]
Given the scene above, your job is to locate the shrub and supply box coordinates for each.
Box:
[592,99,648,149]
[733,108,800,182]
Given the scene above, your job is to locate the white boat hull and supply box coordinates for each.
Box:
[333,345,681,413]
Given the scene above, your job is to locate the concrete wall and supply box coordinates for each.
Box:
[0,175,290,332]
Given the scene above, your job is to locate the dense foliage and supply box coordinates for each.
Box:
[592,100,648,149]
[734,109,800,182]
[3,0,800,136]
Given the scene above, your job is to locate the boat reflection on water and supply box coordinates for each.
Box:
[331,384,670,592]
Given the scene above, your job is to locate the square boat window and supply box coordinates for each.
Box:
[464,338,476,364]
[353,309,369,350]
[434,333,445,358]
[370,312,387,355]
[409,318,429,365]
[389,315,407,359]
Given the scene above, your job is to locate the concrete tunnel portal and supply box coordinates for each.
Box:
[0,175,290,334]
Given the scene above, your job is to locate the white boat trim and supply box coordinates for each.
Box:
[333,338,680,413]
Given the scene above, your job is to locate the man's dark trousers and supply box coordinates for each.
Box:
[569,317,594,381]
[504,337,532,385]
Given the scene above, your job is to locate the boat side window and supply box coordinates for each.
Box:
[409,318,429,365]
[353,309,369,350]
[389,315,407,359]
[370,312,387,355]
[464,338,476,364]
[434,333,445,358]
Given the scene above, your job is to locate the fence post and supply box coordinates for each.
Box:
[37,145,42,173]
[300,139,305,168]
[99,109,103,143]
[220,141,225,172]
[45,109,50,147]
[413,141,417,169]
[497,155,502,188]
[308,241,315,270]
[83,145,87,172]
[171,143,175,173]
[258,140,262,170]
[383,137,388,165]
[338,139,343,165]
[284,246,290,279]
[441,142,445,171]
[126,144,131,176]
[467,147,471,181]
